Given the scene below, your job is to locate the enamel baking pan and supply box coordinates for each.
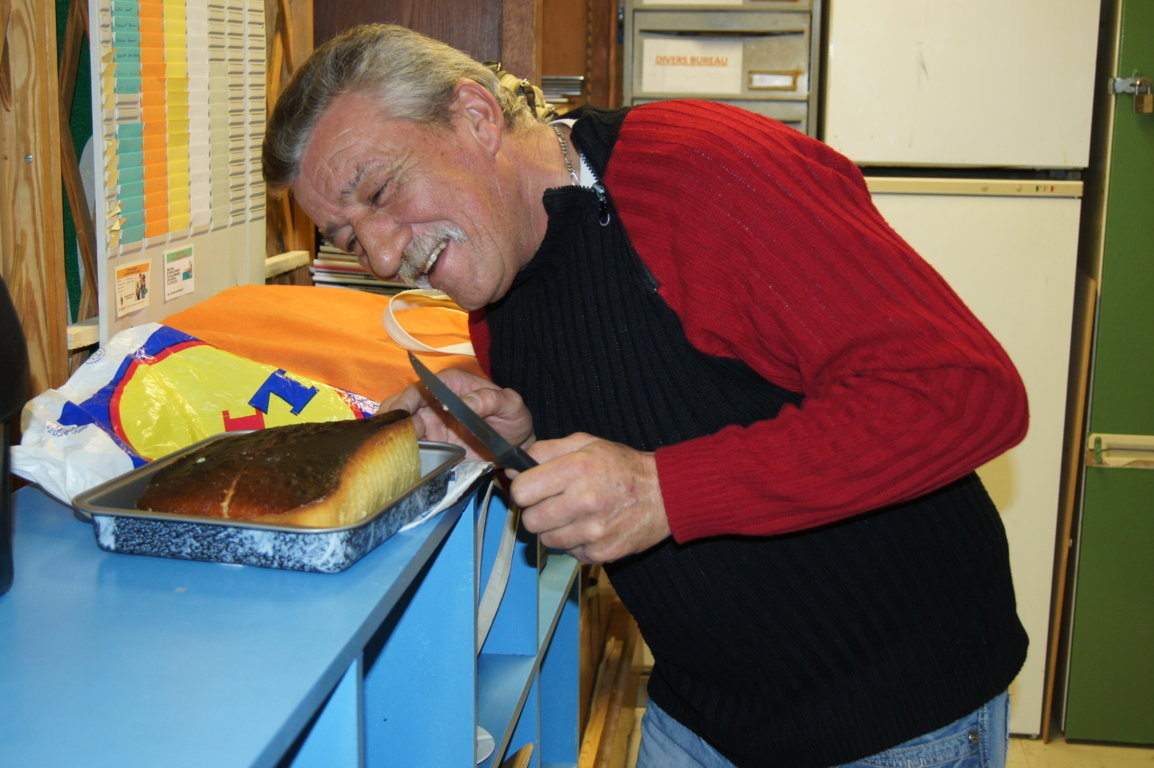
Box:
[73,438,465,573]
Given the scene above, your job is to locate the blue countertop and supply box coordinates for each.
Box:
[0,484,468,768]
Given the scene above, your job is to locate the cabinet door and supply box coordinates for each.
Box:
[868,181,1082,737]
[824,0,1100,167]
[1065,468,1154,743]
[1064,0,1154,745]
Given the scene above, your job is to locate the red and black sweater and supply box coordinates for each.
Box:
[471,101,1028,767]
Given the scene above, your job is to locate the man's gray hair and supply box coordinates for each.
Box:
[262,24,536,194]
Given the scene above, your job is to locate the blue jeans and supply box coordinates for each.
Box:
[635,691,1010,768]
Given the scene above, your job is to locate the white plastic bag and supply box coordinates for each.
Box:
[14,323,378,503]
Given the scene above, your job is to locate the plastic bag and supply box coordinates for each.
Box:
[13,323,378,503]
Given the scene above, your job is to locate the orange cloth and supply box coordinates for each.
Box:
[164,284,484,403]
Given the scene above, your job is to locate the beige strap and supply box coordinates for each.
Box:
[475,478,519,653]
[381,289,475,356]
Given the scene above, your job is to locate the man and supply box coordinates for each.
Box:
[264,24,1029,768]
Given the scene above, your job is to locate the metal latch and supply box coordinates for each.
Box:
[1112,76,1153,114]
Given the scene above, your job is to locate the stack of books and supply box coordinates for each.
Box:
[541,75,585,111]
[310,240,407,295]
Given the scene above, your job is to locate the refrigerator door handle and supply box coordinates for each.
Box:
[1086,433,1154,468]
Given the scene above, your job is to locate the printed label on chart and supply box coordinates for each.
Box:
[164,245,195,300]
[115,260,152,317]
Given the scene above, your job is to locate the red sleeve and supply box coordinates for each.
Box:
[605,101,1028,543]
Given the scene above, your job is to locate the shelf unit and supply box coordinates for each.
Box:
[622,0,822,136]
[0,478,579,767]
[356,480,581,767]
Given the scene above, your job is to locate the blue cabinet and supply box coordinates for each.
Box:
[0,480,579,767]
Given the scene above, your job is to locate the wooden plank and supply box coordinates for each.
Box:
[579,635,623,768]
[264,250,311,286]
[0,0,69,396]
[579,606,639,768]
[59,112,97,320]
[57,0,97,321]
[56,0,85,108]
[66,316,98,352]
[265,250,311,279]
[499,743,533,768]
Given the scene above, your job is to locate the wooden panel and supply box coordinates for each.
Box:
[266,0,315,258]
[499,0,541,82]
[0,0,70,395]
[542,0,586,78]
[541,0,622,110]
[314,0,500,60]
[588,0,621,108]
[313,0,540,81]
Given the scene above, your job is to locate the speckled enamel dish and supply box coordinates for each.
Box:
[73,438,465,573]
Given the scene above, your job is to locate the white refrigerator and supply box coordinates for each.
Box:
[822,0,1103,737]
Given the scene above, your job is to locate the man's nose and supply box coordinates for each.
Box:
[357,215,409,278]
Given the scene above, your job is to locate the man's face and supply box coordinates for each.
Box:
[291,88,532,311]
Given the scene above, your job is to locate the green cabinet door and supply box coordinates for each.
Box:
[1064,0,1154,745]
[1065,468,1154,743]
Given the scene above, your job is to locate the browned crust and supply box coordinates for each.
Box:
[136,411,420,528]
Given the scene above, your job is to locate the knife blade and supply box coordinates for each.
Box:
[407,351,537,472]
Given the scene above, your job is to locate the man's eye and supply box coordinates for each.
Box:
[371,185,387,206]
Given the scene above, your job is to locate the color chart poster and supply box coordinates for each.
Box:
[96,0,265,250]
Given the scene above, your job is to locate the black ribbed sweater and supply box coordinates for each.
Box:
[476,105,1028,767]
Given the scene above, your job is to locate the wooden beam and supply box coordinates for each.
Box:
[56,0,86,109]
[0,0,70,395]
[57,0,98,321]
[275,0,296,73]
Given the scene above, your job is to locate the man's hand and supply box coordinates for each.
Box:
[378,367,535,462]
[512,434,672,564]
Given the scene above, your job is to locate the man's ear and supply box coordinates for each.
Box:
[450,79,504,155]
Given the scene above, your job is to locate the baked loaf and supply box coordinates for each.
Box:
[136,411,421,528]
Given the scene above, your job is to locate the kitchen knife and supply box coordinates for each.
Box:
[407,351,537,472]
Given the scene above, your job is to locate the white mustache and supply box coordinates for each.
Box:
[396,224,467,288]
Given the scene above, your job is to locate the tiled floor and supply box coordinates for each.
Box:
[1009,735,1153,768]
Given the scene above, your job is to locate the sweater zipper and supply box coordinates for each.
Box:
[592,182,611,227]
